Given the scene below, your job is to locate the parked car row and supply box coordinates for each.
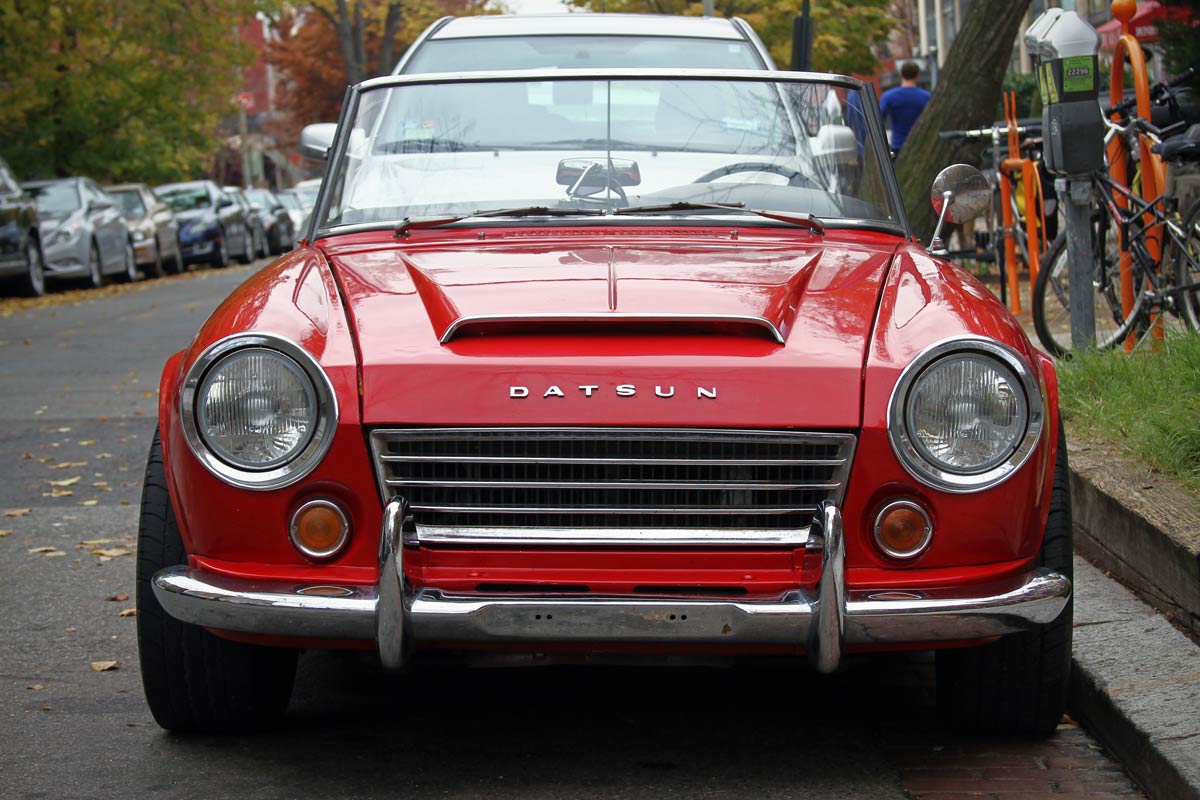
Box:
[0,153,302,298]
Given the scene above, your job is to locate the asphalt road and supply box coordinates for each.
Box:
[0,263,1143,800]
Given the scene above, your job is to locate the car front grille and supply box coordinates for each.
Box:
[369,428,856,546]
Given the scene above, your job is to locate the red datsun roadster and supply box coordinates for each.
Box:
[137,69,1072,735]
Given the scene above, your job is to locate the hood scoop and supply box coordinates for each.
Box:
[403,246,817,345]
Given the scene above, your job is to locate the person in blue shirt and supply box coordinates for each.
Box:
[879,61,931,151]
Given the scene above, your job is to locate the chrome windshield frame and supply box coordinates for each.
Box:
[305,67,913,243]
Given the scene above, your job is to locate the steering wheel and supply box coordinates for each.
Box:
[692,162,818,189]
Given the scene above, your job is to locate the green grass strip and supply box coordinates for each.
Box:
[1057,332,1200,491]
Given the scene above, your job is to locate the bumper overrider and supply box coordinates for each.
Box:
[153,500,1071,673]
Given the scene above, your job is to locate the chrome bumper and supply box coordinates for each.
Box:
[153,499,1071,674]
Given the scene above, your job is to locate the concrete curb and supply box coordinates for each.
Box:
[1063,433,1200,798]
[1068,442,1200,636]
[1069,558,1200,800]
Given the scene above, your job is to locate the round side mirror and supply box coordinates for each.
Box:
[930,164,989,224]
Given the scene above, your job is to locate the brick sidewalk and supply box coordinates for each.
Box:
[888,719,1145,798]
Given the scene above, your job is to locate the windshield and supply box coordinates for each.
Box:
[245,189,274,209]
[158,184,212,212]
[277,192,302,210]
[27,182,82,215]
[405,36,764,73]
[318,75,899,232]
[110,190,145,217]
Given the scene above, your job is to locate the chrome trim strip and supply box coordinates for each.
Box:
[152,567,378,640]
[178,332,339,491]
[376,499,411,670]
[409,504,815,516]
[438,312,785,344]
[388,479,838,491]
[809,502,844,674]
[153,502,1072,656]
[885,336,1045,494]
[379,455,848,466]
[414,525,811,547]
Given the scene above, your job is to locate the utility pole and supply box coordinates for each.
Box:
[702,0,714,16]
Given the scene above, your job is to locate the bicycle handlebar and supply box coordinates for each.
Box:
[1104,65,1197,119]
[939,124,1041,142]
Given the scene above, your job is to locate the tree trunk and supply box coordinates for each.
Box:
[893,0,1032,240]
[377,2,405,76]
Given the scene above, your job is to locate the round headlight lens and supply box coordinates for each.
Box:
[905,354,1027,474]
[196,348,318,470]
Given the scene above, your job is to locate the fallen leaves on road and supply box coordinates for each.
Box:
[96,452,114,459]
[27,684,45,690]
[29,547,67,557]
[48,476,81,487]
[90,547,132,558]
[80,538,111,546]
[43,489,73,498]
[89,660,119,672]
[22,451,32,459]
[64,626,76,633]
[4,508,32,517]
[49,461,87,470]
[78,499,99,507]
[78,439,95,446]
[105,593,129,602]
[0,529,12,537]
[119,609,136,617]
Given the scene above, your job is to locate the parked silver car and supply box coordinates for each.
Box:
[22,178,135,287]
[106,183,182,277]
[393,14,775,74]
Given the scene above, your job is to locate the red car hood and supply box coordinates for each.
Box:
[328,230,897,428]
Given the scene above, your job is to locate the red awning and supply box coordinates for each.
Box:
[1098,1,1192,49]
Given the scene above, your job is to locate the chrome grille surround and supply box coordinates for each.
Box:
[369,428,857,546]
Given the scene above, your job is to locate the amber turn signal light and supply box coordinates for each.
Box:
[289,499,350,559]
[873,500,933,560]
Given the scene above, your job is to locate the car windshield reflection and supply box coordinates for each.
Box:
[318,75,898,233]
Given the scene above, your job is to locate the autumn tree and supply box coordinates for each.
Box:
[267,0,488,146]
[0,0,269,182]
[893,0,1034,238]
[562,0,893,76]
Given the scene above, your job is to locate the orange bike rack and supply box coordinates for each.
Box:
[1108,0,1168,348]
[997,91,1048,314]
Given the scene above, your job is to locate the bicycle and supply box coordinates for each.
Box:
[1031,68,1200,356]
[940,96,1053,312]
[1032,118,1200,356]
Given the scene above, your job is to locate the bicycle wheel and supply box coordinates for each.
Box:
[1174,203,1200,330]
[1032,224,1142,356]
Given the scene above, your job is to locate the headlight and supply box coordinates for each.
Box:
[180,334,337,490]
[888,337,1043,492]
[133,228,149,242]
[49,224,79,245]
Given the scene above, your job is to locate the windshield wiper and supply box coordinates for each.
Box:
[394,206,603,237]
[615,202,824,234]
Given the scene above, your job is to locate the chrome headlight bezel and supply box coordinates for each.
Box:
[180,333,338,490]
[887,336,1044,493]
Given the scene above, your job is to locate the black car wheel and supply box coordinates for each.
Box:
[165,238,184,274]
[20,237,46,298]
[210,231,230,268]
[145,237,165,279]
[240,226,255,264]
[935,421,1073,736]
[85,240,103,288]
[119,240,138,283]
[136,429,297,733]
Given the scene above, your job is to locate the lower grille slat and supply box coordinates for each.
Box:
[370,428,856,543]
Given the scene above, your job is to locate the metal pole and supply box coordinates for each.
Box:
[239,104,252,190]
[1058,177,1096,350]
[702,0,714,16]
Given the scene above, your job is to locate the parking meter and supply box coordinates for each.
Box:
[1027,10,1104,176]
[1025,9,1105,351]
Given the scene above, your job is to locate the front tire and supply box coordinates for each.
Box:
[84,240,103,289]
[935,421,1073,736]
[119,240,138,283]
[136,430,297,733]
[210,232,230,268]
[19,237,46,297]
